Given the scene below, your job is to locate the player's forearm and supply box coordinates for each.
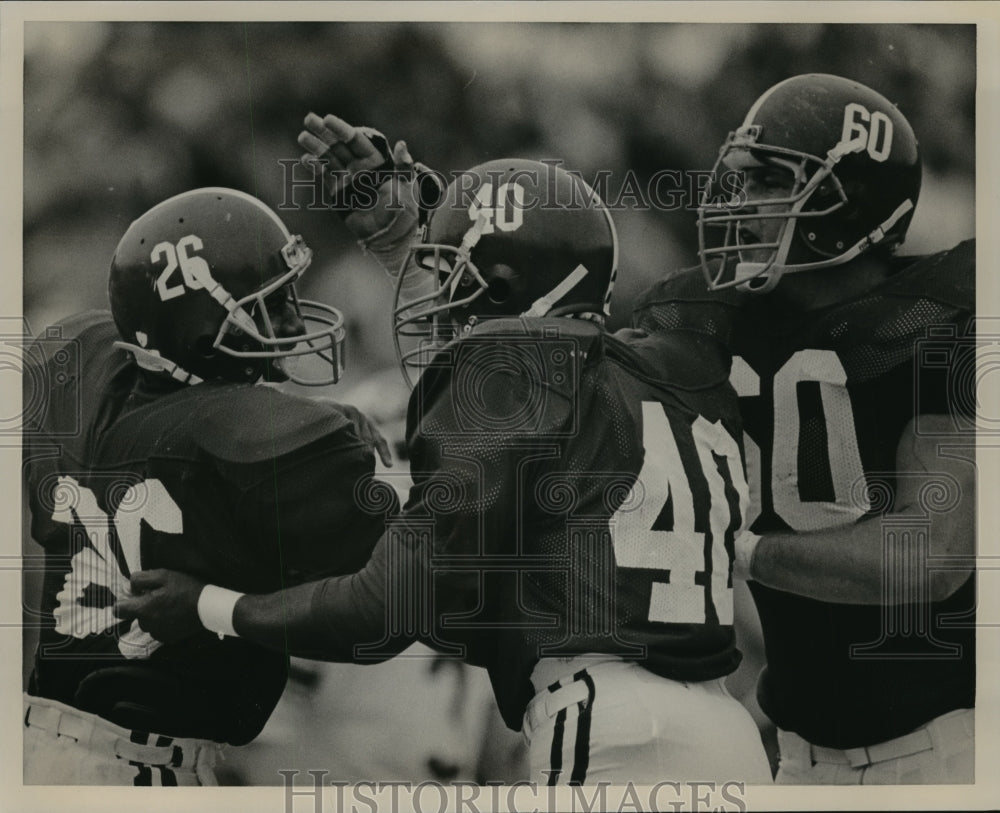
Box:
[748,514,971,604]
[347,179,420,278]
[228,581,337,659]
[747,521,887,603]
[231,533,408,661]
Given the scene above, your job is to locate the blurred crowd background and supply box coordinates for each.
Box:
[21,20,977,784]
[24,22,975,385]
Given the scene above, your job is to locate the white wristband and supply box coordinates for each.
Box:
[196,585,244,639]
[733,531,762,581]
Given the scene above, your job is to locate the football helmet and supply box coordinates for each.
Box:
[393,158,618,384]
[109,188,345,385]
[697,73,921,292]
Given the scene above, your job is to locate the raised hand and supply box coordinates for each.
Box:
[298,113,396,215]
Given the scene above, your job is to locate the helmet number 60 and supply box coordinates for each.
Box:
[841,103,894,163]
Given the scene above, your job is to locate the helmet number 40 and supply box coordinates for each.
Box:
[468,182,526,235]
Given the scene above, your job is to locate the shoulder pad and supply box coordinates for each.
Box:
[766,240,976,375]
[26,310,125,368]
[410,319,590,439]
[191,385,361,464]
[606,328,731,391]
[631,266,742,343]
[467,315,602,340]
[633,265,746,305]
[465,316,606,365]
[882,239,974,311]
[23,312,135,438]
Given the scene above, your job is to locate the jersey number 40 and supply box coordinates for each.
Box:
[610,403,748,626]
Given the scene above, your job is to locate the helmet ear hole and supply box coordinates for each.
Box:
[487,276,512,304]
[484,263,519,305]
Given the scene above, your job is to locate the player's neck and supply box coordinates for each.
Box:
[771,255,891,312]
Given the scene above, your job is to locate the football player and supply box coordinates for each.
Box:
[634,73,976,784]
[117,142,772,784]
[22,188,394,785]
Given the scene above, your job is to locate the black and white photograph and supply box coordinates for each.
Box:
[3,3,996,811]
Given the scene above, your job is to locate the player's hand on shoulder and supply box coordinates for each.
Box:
[311,397,394,468]
[114,569,207,643]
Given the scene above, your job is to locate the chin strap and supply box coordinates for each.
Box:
[737,197,915,294]
[446,214,490,302]
[114,341,203,385]
[521,264,590,318]
[733,133,900,294]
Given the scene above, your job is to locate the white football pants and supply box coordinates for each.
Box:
[522,656,772,786]
[23,694,220,786]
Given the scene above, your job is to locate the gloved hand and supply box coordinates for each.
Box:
[298,114,442,250]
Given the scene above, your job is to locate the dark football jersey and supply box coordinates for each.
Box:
[633,240,976,748]
[22,312,390,744]
[327,317,748,730]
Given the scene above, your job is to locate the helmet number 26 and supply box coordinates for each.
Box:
[153,235,212,301]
